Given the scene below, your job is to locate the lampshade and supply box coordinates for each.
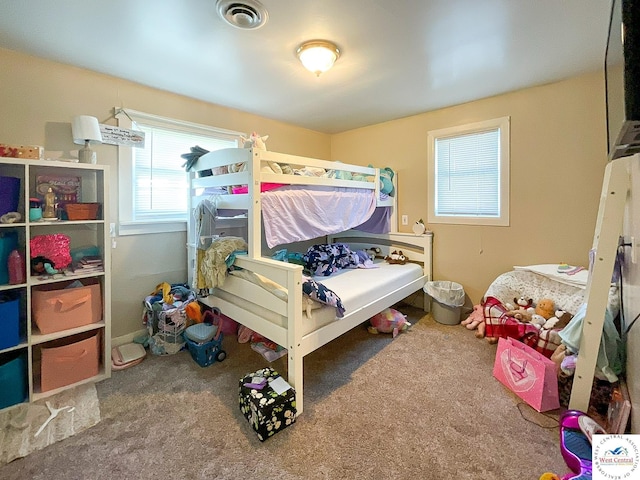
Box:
[296,40,340,76]
[71,115,103,145]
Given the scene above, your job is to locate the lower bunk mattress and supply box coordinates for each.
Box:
[211,260,424,336]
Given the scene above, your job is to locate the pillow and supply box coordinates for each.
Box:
[302,276,345,317]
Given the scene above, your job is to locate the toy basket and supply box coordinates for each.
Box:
[65,203,100,220]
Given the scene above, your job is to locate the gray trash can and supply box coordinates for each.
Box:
[423,281,465,325]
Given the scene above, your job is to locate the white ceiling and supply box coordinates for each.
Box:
[0,0,612,134]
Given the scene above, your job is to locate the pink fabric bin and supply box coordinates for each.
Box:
[32,279,102,334]
[40,330,100,392]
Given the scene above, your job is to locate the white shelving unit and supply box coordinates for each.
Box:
[0,156,111,409]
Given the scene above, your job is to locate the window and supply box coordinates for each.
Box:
[116,109,241,235]
[427,116,510,226]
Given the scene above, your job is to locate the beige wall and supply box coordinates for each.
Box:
[6,48,636,429]
[332,71,608,305]
[0,47,331,339]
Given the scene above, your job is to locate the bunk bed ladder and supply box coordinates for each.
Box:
[569,154,634,412]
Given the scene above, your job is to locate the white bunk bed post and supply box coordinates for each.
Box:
[248,149,262,259]
[569,154,633,412]
[286,266,304,414]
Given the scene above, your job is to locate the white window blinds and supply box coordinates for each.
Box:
[132,125,235,221]
[434,128,500,218]
[117,108,241,235]
[427,116,509,226]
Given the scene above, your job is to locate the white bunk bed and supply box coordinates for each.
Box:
[187,148,433,414]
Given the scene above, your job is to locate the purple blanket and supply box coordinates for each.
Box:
[261,185,376,248]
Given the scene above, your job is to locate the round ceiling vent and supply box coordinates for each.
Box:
[216,0,268,30]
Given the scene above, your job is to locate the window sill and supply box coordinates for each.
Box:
[118,220,187,236]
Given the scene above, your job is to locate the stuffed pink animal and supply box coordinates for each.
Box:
[368,308,411,338]
[461,304,484,331]
[240,132,269,150]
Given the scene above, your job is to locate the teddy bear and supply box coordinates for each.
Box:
[384,250,408,265]
[514,295,533,310]
[506,298,555,323]
[543,309,574,330]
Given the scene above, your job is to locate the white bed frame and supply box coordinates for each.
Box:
[187,148,433,414]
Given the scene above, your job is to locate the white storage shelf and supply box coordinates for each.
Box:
[0,156,111,410]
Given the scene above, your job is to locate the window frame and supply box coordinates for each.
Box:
[427,116,510,226]
[116,108,241,236]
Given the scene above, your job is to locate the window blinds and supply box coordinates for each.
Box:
[434,128,500,218]
[133,125,236,221]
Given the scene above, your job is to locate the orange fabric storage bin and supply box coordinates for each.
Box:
[32,279,102,334]
[40,330,100,392]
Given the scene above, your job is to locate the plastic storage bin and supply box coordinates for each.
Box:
[0,295,20,350]
[40,330,100,392]
[32,279,102,334]
[0,353,28,409]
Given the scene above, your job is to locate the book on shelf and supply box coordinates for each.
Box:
[80,255,103,264]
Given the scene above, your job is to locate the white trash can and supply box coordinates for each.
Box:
[423,281,465,325]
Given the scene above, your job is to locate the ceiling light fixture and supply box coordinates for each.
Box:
[296,40,340,76]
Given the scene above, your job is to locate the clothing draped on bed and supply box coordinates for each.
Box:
[261,186,376,248]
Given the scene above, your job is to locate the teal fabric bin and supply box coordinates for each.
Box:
[0,296,20,350]
[0,353,27,409]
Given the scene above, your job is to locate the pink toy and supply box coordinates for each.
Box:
[461,304,484,331]
[368,308,411,338]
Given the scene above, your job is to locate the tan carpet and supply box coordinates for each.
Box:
[0,305,569,480]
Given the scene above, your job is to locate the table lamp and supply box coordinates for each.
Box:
[72,115,102,164]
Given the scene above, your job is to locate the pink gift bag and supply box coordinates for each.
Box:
[493,337,560,412]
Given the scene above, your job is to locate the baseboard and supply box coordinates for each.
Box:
[112,328,148,347]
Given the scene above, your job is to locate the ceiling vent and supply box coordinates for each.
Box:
[216,0,268,30]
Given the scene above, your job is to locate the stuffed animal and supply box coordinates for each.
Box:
[543,310,574,330]
[461,304,484,330]
[368,308,411,337]
[365,247,381,261]
[240,132,269,150]
[514,295,533,310]
[506,298,555,323]
[385,250,407,265]
[535,298,556,320]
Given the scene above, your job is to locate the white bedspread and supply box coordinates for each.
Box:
[261,186,376,248]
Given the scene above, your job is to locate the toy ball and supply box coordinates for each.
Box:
[368,308,411,338]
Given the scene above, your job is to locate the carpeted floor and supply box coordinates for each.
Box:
[0,305,570,479]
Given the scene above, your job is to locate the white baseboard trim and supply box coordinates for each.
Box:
[112,328,148,347]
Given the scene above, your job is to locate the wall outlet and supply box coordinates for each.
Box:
[401,215,408,225]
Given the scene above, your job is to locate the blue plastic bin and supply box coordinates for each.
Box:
[0,297,20,350]
[0,353,27,409]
